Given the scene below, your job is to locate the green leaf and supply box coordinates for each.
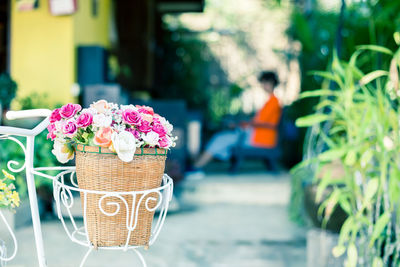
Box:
[332,245,346,258]
[360,150,373,168]
[339,197,352,215]
[372,257,383,267]
[338,217,354,245]
[318,188,340,221]
[316,99,334,110]
[345,243,358,267]
[299,89,336,99]
[369,212,390,247]
[345,150,357,166]
[295,114,330,127]
[357,45,394,56]
[318,148,346,162]
[308,71,343,87]
[394,32,400,46]
[365,178,379,201]
[329,125,346,135]
[316,171,331,202]
[359,70,389,86]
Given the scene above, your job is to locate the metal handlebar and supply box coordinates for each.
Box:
[0,109,52,137]
[6,109,52,120]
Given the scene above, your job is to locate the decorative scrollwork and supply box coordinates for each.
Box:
[35,167,173,258]
[0,211,18,263]
[69,171,79,188]
[0,136,27,173]
[60,185,75,210]
[98,194,129,217]
[144,191,163,212]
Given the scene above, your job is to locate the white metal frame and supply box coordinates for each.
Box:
[0,109,174,267]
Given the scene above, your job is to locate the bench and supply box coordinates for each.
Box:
[229,108,291,173]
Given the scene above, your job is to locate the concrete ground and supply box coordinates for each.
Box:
[2,172,306,267]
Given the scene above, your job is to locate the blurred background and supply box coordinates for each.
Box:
[1,0,400,266]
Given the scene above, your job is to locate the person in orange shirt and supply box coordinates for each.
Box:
[192,71,282,173]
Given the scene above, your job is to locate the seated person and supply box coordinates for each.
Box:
[193,71,282,171]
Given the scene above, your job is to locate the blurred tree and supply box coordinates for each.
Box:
[154,23,243,130]
[286,0,400,154]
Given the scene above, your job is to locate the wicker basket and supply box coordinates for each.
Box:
[75,144,167,248]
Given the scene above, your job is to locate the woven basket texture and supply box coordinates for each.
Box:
[75,144,166,248]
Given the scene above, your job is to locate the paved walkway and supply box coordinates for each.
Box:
[2,172,306,267]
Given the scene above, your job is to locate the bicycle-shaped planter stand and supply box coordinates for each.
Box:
[0,109,173,267]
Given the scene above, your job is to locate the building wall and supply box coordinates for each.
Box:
[10,0,75,106]
[10,0,111,108]
[73,0,111,47]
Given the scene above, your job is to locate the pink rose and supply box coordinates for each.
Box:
[136,105,154,115]
[60,104,81,119]
[94,127,113,148]
[158,135,170,148]
[49,108,62,123]
[76,112,93,128]
[152,122,167,137]
[126,128,141,139]
[122,109,142,125]
[153,114,161,121]
[138,120,152,133]
[62,121,78,138]
[47,124,56,140]
[90,100,108,114]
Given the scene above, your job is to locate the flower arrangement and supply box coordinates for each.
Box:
[47,100,177,163]
[0,170,20,209]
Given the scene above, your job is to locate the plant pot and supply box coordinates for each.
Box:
[304,184,347,233]
[307,228,345,267]
[74,144,167,248]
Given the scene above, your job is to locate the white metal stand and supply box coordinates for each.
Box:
[0,109,174,267]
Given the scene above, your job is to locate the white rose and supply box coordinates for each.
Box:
[111,131,136,162]
[142,132,160,147]
[120,104,138,111]
[51,140,74,164]
[161,118,173,133]
[93,113,112,128]
[54,121,63,132]
[81,108,95,115]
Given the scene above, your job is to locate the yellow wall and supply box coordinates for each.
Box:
[10,0,75,106]
[10,0,111,108]
[73,0,111,47]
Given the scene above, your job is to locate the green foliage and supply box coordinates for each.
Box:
[295,44,400,266]
[0,73,17,109]
[16,92,55,111]
[287,0,400,146]
[288,0,400,231]
[155,25,244,129]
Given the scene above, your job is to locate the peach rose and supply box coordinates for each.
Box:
[90,100,108,114]
[141,114,153,123]
[94,127,113,148]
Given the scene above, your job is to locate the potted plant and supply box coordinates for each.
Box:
[295,43,400,266]
[47,100,177,248]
